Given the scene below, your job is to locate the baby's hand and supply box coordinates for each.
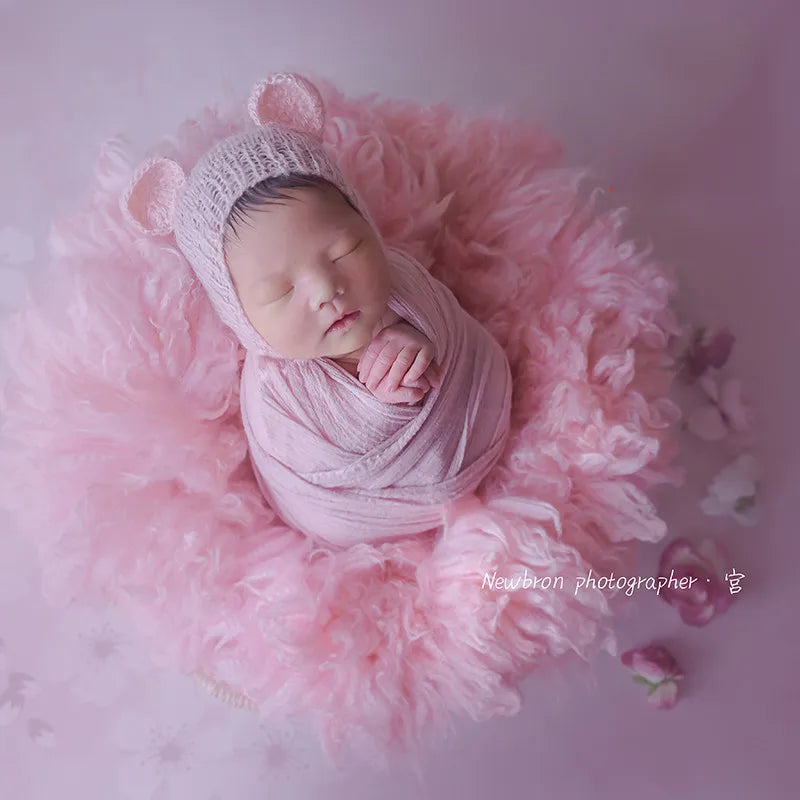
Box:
[357,322,443,405]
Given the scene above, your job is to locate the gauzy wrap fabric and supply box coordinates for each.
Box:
[240,244,513,547]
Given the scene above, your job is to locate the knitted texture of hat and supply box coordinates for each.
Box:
[172,124,381,357]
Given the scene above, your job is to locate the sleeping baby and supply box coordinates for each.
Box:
[222,172,443,405]
[121,72,513,548]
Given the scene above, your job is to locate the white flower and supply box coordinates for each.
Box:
[701,453,761,526]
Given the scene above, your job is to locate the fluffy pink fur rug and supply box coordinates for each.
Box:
[0,73,685,766]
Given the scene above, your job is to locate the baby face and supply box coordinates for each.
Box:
[223,183,392,361]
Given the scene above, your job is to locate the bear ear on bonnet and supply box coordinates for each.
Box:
[119,157,186,237]
[247,72,325,139]
[119,71,326,237]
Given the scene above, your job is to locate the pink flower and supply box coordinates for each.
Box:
[686,372,752,441]
[679,325,735,384]
[620,644,684,709]
[657,538,735,626]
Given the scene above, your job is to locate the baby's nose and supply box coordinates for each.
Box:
[300,262,345,301]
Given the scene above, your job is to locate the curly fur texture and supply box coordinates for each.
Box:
[0,74,685,767]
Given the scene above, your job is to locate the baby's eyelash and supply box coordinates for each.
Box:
[335,240,362,261]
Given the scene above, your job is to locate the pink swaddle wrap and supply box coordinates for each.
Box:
[240,245,513,547]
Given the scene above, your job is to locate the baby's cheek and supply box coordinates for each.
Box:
[246,303,281,342]
[362,263,392,304]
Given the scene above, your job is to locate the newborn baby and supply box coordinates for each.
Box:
[121,71,512,548]
[222,174,443,405]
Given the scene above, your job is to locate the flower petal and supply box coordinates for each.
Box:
[700,494,727,516]
[632,654,668,683]
[703,455,759,510]
[648,680,679,709]
[621,645,683,684]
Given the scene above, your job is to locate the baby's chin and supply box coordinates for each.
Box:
[321,330,371,362]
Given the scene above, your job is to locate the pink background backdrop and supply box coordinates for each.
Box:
[1,0,797,797]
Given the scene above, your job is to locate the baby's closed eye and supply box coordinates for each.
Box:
[255,282,291,304]
[335,239,362,260]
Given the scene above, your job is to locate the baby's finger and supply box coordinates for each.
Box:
[390,386,425,405]
[356,340,387,383]
[402,375,430,392]
[363,342,401,391]
[402,349,432,385]
[383,346,419,392]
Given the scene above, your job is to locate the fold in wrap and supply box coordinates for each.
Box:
[240,245,513,547]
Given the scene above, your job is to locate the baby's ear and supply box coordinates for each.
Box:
[119,157,186,236]
[247,72,325,140]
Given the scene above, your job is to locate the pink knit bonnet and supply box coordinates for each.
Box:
[119,72,382,357]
